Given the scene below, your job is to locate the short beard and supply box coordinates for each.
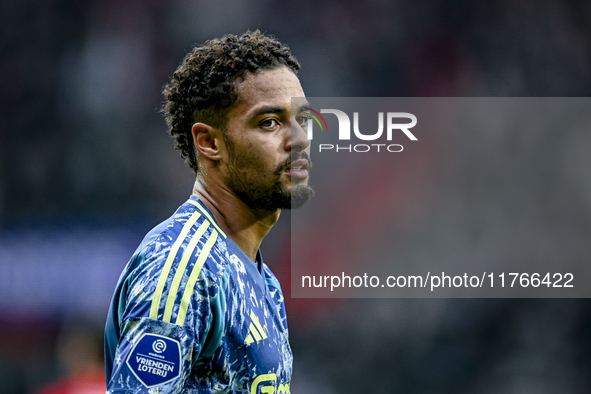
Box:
[290,182,315,209]
[228,171,314,211]
[223,137,314,211]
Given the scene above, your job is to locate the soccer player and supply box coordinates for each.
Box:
[104,31,313,393]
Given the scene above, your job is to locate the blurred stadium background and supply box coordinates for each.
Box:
[1,0,591,392]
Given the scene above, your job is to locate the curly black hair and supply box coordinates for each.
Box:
[162,30,301,173]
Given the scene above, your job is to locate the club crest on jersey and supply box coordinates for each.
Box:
[126,333,181,387]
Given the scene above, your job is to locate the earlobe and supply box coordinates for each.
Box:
[192,122,223,161]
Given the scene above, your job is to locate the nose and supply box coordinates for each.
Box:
[287,118,311,152]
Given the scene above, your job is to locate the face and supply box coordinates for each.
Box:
[221,66,314,211]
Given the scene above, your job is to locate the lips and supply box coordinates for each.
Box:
[285,158,309,179]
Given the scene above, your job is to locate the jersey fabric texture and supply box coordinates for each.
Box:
[105,196,292,393]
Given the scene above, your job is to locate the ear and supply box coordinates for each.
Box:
[192,122,223,161]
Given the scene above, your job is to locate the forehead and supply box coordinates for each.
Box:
[230,67,305,119]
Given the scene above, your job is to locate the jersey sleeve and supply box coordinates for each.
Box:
[107,222,225,393]
[107,316,195,393]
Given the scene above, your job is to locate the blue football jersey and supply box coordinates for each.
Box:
[105,196,292,393]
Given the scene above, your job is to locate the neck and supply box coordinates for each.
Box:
[192,175,280,262]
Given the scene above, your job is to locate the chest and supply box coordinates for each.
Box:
[222,269,292,375]
[190,260,293,393]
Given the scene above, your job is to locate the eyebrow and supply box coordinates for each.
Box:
[299,102,312,112]
[250,102,312,119]
[249,106,285,120]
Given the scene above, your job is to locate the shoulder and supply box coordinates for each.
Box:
[122,199,232,325]
[261,263,286,307]
[261,263,283,293]
[107,199,236,391]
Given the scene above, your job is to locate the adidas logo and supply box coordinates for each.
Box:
[245,311,267,345]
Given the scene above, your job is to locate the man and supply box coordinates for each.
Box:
[104,31,313,393]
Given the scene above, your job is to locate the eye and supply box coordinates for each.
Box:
[260,118,279,129]
[296,115,309,127]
